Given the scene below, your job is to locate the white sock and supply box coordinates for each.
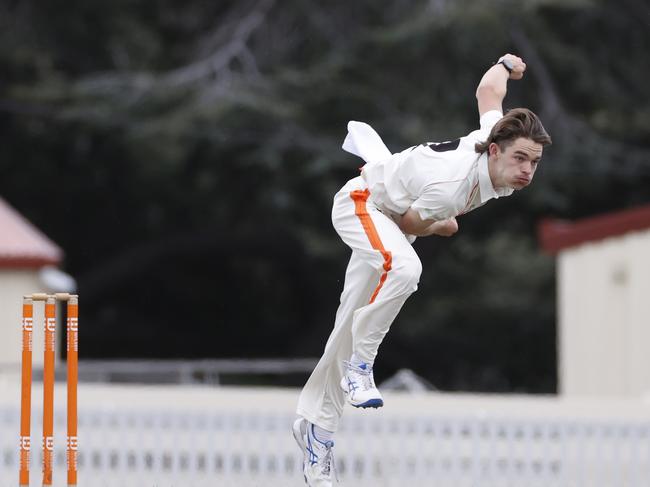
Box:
[312,424,334,443]
[350,352,371,368]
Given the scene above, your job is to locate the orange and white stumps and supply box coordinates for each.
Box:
[66,295,79,486]
[19,296,33,487]
[18,293,79,487]
[42,295,56,486]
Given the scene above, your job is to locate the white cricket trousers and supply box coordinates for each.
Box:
[296,176,422,432]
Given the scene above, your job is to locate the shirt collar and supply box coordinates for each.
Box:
[478,152,514,203]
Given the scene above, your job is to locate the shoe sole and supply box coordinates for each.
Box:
[292,419,309,485]
[352,398,384,408]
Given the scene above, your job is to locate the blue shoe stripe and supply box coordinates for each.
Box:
[309,424,333,448]
[306,432,319,466]
[347,377,358,394]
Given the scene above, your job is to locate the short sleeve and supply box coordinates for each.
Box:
[410,182,458,222]
[479,110,503,132]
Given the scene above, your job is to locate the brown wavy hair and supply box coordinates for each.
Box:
[475,108,552,154]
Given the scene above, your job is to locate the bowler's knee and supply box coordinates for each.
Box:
[391,253,422,291]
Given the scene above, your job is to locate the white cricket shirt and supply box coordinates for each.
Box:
[344,110,513,222]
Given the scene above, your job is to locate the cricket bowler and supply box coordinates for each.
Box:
[293,53,552,486]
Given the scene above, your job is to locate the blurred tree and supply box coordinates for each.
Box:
[0,0,648,392]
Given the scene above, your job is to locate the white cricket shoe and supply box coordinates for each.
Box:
[340,360,384,408]
[292,418,336,486]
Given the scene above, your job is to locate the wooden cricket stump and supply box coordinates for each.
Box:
[19,293,79,487]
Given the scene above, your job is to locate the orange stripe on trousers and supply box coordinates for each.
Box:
[350,189,392,304]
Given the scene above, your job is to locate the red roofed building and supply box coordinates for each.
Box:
[0,197,63,267]
[539,204,650,397]
[0,197,73,370]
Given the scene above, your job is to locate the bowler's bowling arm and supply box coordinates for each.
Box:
[398,209,458,237]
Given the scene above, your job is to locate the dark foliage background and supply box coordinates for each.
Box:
[1,0,649,392]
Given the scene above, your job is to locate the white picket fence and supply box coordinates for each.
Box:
[1,381,650,487]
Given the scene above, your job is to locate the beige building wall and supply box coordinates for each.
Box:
[558,229,650,396]
[0,270,59,371]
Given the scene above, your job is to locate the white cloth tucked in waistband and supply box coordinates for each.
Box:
[341,120,417,244]
[342,121,392,165]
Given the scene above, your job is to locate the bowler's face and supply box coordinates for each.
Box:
[491,138,543,190]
